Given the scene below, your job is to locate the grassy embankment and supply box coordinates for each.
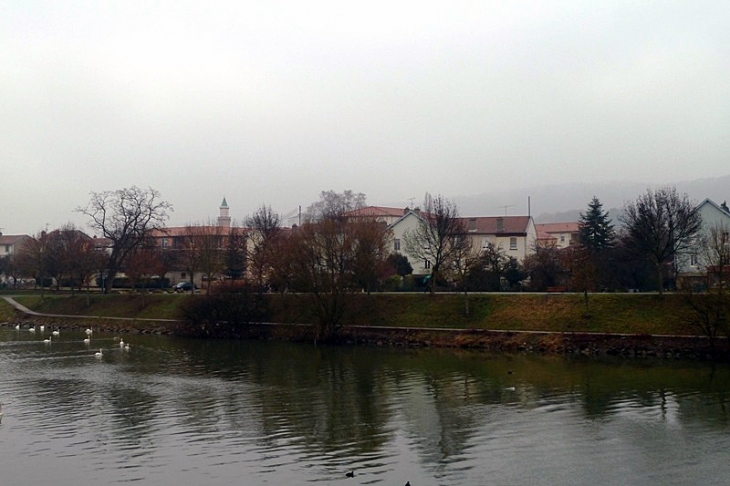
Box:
[2,291,698,336]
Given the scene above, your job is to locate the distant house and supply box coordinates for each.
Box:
[535,222,580,249]
[459,215,538,263]
[0,233,33,285]
[0,233,32,258]
[388,210,537,276]
[677,198,730,289]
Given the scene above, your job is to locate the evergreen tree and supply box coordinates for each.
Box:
[579,197,615,253]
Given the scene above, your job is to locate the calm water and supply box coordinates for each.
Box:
[1,327,729,485]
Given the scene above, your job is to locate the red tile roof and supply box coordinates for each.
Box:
[0,234,31,246]
[459,216,532,235]
[535,222,580,240]
[345,206,409,218]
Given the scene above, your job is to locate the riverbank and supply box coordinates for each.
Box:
[2,292,728,359]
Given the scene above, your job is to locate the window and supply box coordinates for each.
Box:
[510,237,517,250]
[482,238,490,248]
[424,260,432,269]
[690,253,699,266]
[394,239,400,251]
[496,217,504,232]
[560,235,565,243]
[161,238,169,248]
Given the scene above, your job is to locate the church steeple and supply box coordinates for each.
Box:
[218,197,231,228]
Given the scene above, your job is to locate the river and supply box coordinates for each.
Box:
[1,327,729,485]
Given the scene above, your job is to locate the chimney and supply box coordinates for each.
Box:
[496,217,504,232]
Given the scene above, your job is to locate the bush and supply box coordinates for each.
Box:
[177,281,269,337]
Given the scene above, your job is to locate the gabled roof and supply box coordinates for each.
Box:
[0,234,31,245]
[696,198,730,217]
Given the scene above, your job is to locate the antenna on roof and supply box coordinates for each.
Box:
[498,205,515,215]
[408,197,415,208]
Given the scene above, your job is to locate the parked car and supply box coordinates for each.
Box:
[173,281,197,292]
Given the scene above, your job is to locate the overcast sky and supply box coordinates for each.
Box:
[2,1,729,234]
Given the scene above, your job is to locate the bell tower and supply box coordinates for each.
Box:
[218,197,231,228]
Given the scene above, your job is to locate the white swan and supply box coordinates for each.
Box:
[85,328,93,336]
[123,343,130,352]
[83,337,91,344]
[119,339,125,348]
[43,335,52,344]
[52,330,60,336]
[39,325,44,332]
[94,348,103,359]
[15,324,20,330]
[29,327,36,333]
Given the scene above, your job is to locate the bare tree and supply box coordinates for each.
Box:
[124,237,167,304]
[223,226,247,281]
[350,217,392,294]
[303,190,366,222]
[42,223,93,292]
[77,186,172,294]
[245,205,282,291]
[450,233,479,315]
[467,242,509,292]
[403,194,467,294]
[523,241,565,291]
[282,208,391,339]
[15,230,52,298]
[179,221,226,295]
[59,224,102,294]
[287,218,358,340]
[619,187,702,294]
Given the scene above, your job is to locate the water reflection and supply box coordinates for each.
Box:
[1,329,729,485]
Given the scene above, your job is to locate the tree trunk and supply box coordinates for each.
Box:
[655,261,664,296]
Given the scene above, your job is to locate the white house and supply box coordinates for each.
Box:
[0,233,32,258]
[535,222,580,249]
[677,198,730,288]
[388,210,538,276]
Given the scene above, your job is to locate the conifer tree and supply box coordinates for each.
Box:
[579,197,615,253]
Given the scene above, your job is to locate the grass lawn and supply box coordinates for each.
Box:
[11,292,184,320]
[5,291,699,336]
